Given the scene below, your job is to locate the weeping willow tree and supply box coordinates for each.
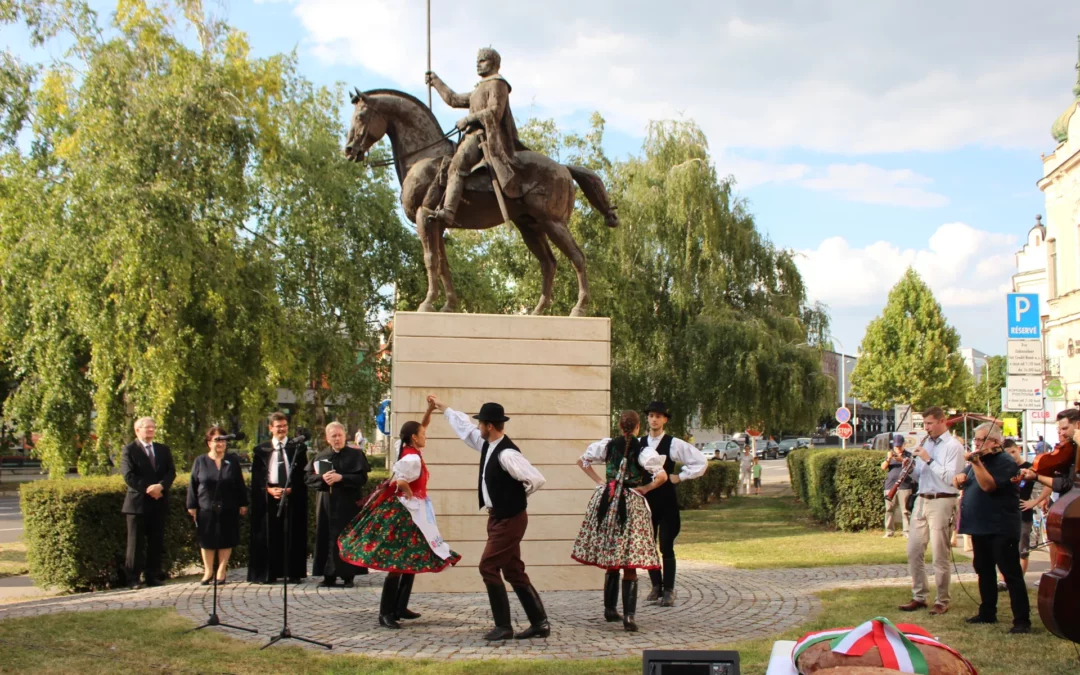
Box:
[471,116,831,436]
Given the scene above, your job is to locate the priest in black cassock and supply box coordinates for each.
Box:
[247,412,309,583]
[305,421,371,587]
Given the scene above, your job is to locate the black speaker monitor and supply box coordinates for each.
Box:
[642,649,741,675]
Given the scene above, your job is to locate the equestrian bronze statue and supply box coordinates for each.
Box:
[344,47,618,317]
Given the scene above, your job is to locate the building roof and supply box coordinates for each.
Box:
[1051,36,1080,144]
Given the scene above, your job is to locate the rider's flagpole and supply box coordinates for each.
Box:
[426,0,432,108]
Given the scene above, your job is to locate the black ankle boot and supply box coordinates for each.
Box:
[646,583,662,603]
[603,571,622,622]
[378,574,402,629]
[660,589,676,607]
[622,578,638,632]
[484,583,514,641]
[395,573,420,620]
[512,584,550,639]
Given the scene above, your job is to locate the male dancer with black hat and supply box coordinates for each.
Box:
[641,401,707,607]
[429,395,550,641]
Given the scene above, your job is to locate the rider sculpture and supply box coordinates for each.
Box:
[425,47,522,225]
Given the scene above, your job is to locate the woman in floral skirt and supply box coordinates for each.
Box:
[571,410,668,631]
[338,398,461,629]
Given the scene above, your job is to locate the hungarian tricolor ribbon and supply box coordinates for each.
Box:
[791,617,977,674]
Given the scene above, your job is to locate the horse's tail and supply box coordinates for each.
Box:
[567,165,619,228]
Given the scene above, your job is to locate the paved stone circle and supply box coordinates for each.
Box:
[0,561,975,660]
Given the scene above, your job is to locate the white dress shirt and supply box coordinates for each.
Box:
[911,431,965,495]
[443,408,547,510]
[580,439,665,475]
[642,434,708,481]
[392,453,423,483]
[268,439,292,485]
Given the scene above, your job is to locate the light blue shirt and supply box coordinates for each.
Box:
[911,431,965,495]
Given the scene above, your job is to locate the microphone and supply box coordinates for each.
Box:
[214,432,247,442]
[286,433,309,446]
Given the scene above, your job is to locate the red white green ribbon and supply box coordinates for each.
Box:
[791,617,977,674]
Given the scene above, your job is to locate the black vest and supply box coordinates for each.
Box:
[643,435,680,512]
[478,436,528,519]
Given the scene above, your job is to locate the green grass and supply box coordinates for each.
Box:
[678,495,933,568]
[0,539,28,578]
[0,586,1076,674]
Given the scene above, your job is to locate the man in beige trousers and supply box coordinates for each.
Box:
[899,406,965,616]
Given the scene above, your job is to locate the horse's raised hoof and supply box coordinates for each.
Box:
[569,306,587,317]
[439,300,458,313]
[417,301,437,313]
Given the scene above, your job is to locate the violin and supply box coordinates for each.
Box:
[1038,451,1080,643]
[1032,438,1077,477]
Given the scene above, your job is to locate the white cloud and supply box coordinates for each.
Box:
[287,0,1080,155]
[795,223,1017,310]
[718,156,947,207]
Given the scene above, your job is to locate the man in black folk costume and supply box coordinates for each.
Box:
[641,401,707,607]
[305,421,370,588]
[248,412,309,583]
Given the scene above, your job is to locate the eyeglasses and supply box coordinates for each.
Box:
[973,436,991,443]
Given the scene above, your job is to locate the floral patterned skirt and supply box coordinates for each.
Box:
[571,485,660,570]
[338,495,461,574]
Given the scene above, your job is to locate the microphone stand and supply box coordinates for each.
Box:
[187,453,257,635]
[262,440,332,650]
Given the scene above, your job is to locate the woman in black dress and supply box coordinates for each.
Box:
[186,426,248,584]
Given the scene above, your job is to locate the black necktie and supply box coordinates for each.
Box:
[145,444,156,470]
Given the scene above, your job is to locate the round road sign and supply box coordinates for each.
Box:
[835,407,851,424]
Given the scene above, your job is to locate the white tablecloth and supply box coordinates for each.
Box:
[765,640,798,675]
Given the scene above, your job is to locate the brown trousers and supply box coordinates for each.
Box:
[478,510,531,586]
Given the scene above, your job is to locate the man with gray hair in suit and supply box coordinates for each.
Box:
[120,416,176,589]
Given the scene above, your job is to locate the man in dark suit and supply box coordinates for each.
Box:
[120,416,176,589]
[248,412,309,583]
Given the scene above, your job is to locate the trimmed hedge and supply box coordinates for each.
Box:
[21,470,387,592]
[676,460,740,509]
[834,450,890,532]
[785,447,891,531]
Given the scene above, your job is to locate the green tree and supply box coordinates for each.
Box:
[850,268,970,411]
[965,354,1006,416]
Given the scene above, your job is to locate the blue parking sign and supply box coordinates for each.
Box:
[1007,293,1040,339]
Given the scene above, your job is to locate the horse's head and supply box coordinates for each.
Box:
[344,89,388,162]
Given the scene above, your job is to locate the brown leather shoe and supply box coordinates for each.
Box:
[898,599,927,611]
[929,603,949,615]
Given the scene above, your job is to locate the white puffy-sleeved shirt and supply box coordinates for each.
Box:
[638,434,707,481]
[391,447,423,484]
[580,439,666,475]
[443,408,547,510]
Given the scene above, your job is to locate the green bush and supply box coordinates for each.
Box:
[806,450,846,523]
[834,450,889,532]
[676,461,739,509]
[786,447,827,503]
[21,469,388,592]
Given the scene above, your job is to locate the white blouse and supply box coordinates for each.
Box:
[580,439,665,475]
[392,451,423,483]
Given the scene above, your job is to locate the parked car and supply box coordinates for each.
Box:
[756,440,780,460]
[776,438,809,457]
[714,440,741,461]
[699,443,717,461]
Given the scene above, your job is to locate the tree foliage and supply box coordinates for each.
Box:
[850,268,971,411]
[0,0,408,473]
[965,354,1006,417]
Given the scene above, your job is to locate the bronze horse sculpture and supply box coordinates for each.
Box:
[343,88,618,316]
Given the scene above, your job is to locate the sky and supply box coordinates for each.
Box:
[9,0,1080,356]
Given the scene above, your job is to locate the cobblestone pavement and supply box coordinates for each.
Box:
[0,561,975,660]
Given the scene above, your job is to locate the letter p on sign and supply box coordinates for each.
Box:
[1007,293,1041,340]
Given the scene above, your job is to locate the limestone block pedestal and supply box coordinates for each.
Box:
[391,312,610,592]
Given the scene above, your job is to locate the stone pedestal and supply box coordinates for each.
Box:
[391,312,610,592]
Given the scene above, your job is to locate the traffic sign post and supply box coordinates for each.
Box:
[836,423,853,440]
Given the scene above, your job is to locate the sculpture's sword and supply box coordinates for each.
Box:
[478,131,513,226]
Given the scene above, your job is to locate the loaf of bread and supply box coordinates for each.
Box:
[795,640,972,675]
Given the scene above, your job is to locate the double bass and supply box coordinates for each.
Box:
[1037,439,1080,643]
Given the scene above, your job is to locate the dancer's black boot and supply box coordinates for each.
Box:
[395,573,420,620]
[378,574,402,629]
[622,578,639,632]
[603,571,622,622]
[484,583,515,641]
[659,555,677,607]
[512,584,551,639]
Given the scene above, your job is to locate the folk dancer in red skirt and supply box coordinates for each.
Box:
[338,398,461,629]
[571,410,668,631]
